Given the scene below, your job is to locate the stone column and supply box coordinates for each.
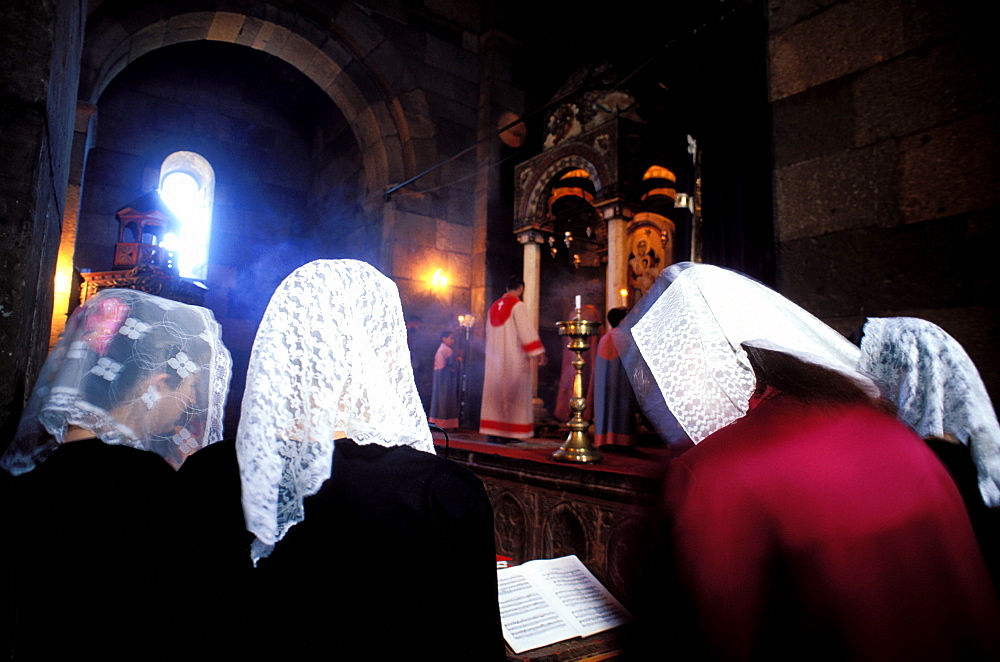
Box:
[596,201,632,312]
[518,229,544,397]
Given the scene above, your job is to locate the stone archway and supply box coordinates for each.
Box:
[50,2,435,342]
[79,4,428,196]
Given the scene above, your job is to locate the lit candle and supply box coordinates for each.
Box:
[575,295,581,310]
[620,288,628,307]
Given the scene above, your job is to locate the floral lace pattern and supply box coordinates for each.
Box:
[236,260,434,562]
[861,317,1000,506]
[628,264,875,443]
[1,289,232,475]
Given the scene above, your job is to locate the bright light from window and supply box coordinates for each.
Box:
[160,171,210,280]
[161,232,179,253]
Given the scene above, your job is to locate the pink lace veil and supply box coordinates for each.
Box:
[236,259,433,562]
[1,289,231,475]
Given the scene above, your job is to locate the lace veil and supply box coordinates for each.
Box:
[237,259,434,562]
[619,263,877,444]
[860,317,1000,506]
[1,289,232,475]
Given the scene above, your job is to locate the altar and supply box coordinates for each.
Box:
[433,431,672,608]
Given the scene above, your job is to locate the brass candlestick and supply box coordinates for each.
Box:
[552,310,602,463]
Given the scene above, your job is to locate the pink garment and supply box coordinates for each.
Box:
[658,393,1000,661]
[432,343,452,371]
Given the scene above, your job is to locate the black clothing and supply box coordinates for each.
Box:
[254,440,505,661]
[5,439,254,661]
[6,440,185,661]
[926,437,1000,594]
[5,439,503,661]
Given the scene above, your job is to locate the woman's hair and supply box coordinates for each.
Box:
[81,300,213,411]
[742,343,885,409]
[607,307,627,328]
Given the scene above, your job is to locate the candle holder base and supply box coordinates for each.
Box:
[552,429,603,463]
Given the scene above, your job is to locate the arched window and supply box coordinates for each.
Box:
[158,151,214,281]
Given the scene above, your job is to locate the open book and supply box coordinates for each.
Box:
[497,555,632,654]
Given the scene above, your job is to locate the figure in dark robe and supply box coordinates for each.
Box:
[1,289,234,661]
[429,330,461,429]
[593,307,636,447]
[237,259,505,661]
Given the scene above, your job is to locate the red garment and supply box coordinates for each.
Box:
[488,294,518,327]
[658,394,1000,661]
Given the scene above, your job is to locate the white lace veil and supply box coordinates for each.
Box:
[860,317,1000,506]
[1,289,231,475]
[622,263,877,444]
[237,259,434,562]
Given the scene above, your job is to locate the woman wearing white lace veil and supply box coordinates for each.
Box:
[858,316,1000,594]
[616,262,879,446]
[621,264,1000,662]
[859,317,1000,507]
[1,288,232,660]
[237,259,503,661]
[237,259,434,559]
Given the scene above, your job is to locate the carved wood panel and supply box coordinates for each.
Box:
[480,470,648,601]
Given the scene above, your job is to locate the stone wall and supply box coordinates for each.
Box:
[0,0,528,436]
[75,41,357,427]
[0,0,86,440]
[768,0,999,397]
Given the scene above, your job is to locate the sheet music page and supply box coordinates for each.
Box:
[497,555,632,654]
[498,567,579,653]
[532,555,632,637]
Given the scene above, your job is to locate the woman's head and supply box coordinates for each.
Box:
[860,317,1000,506]
[77,297,214,412]
[742,343,879,408]
[2,289,232,474]
[620,263,877,443]
[237,259,433,562]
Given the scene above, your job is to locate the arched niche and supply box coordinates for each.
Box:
[491,489,531,563]
[518,147,609,224]
[541,502,592,562]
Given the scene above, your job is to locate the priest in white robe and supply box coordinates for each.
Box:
[479,276,546,441]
